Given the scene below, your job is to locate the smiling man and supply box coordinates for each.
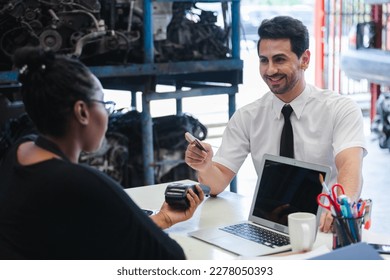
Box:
[184,16,367,233]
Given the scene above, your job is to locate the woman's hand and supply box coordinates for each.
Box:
[151,184,205,229]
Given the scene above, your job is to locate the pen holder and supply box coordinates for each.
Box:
[332,216,363,249]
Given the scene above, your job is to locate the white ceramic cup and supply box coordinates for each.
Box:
[288,212,317,253]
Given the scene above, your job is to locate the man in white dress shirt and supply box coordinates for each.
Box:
[185,16,367,233]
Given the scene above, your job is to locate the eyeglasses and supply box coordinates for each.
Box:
[89,99,116,115]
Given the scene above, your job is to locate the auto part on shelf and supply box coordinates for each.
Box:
[0,1,231,70]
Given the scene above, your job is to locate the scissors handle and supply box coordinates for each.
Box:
[331,184,345,199]
[317,193,333,212]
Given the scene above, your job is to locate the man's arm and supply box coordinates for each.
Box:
[334,146,364,201]
[319,146,364,232]
[197,162,236,195]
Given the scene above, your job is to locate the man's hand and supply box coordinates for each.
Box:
[319,211,334,233]
[185,139,213,172]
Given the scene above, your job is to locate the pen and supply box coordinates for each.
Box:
[319,174,331,194]
[339,195,358,241]
[357,200,366,217]
[318,174,338,214]
[352,202,358,218]
[363,199,372,230]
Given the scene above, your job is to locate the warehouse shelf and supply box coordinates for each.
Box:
[0,0,243,191]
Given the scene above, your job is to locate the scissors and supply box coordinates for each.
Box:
[330,184,346,200]
[317,183,345,216]
[317,193,337,216]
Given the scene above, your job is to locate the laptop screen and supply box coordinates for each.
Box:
[251,156,328,227]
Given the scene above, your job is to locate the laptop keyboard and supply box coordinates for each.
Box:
[221,223,290,248]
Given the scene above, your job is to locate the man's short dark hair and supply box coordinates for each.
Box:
[257,16,309,58]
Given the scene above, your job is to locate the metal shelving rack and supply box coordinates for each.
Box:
[0,0,243,192]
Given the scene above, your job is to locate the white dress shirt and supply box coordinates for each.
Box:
[213,84,367,185]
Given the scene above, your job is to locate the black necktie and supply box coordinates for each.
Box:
[280,105,294,158]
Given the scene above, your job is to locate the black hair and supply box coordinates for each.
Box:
[13,47,97,137]
[257,16,309,58]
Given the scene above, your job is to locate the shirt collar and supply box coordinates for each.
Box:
[272,85,310,120]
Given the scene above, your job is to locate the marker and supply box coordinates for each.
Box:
[339,195,358,241]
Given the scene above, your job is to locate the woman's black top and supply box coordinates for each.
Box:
[0,136,185,260]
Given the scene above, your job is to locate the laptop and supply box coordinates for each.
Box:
[189,154,332,257]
